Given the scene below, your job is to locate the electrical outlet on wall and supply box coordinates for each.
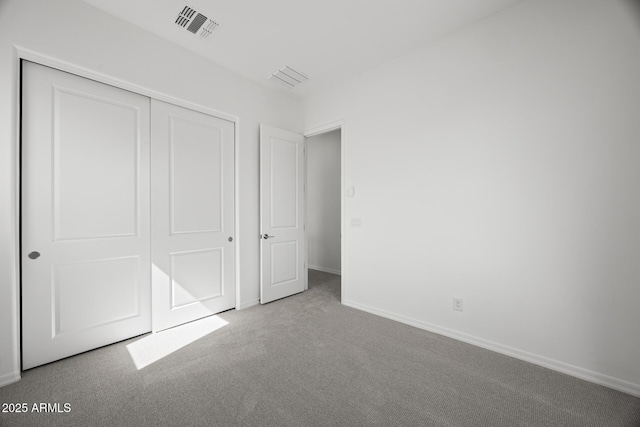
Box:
[453,297,463,312]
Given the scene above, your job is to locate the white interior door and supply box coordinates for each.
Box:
[259,124,307,303]
[151,99,235,332]
[21,61,151,369]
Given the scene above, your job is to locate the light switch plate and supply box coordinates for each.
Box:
[346,186,355,197]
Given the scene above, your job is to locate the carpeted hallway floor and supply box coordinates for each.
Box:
[1,269,639,426]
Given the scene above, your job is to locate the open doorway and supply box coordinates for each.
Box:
[305,128,342,301]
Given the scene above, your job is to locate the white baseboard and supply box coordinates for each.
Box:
[309,265,341,276]
[236,299,259,310]
[0,371,20,388]
[343,299,640,398]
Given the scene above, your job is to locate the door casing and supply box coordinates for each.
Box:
[303,120,346,300]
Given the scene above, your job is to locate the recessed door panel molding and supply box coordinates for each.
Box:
[170,115,224,235]
[54,256,141,336]
[53,87,141,241]
[270,241,298,286]
[21,61,151,370]
[170,248,224,309]
[260,124,306,304]
[152,99,235,332]
[270,137,298,229]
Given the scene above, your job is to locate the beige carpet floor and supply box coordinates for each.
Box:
[1,269,639,426]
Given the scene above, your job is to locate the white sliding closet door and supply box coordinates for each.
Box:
[21,61,151,369]
[151,99,236,332]
[22,62,237,369]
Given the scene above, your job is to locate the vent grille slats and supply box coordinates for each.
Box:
[187,13,207,34]
[200,20,220,39]
[175,16,189,27]
[175,5,220,40]
[267,66,309,89]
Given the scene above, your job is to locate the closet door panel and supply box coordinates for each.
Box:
[21,61,151,369]
[151,99,235,332]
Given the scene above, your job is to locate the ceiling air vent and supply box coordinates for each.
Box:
[267,66,309,89]
[175,6,196,28]
[175,5,220,39]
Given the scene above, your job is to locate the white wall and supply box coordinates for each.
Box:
[304,0,640,396]
[0,0,302,386]
[307,130,341,274]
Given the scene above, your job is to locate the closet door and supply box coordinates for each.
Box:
[151,100,235,332]
[21,61,151,369]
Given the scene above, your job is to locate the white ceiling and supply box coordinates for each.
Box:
[81,0,522,99]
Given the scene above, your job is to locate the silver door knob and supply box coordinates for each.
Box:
[28,251,40,260]
[262,234,275,239]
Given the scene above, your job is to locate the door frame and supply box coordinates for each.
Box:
[304,120,346,303]
[8,48,241,382]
